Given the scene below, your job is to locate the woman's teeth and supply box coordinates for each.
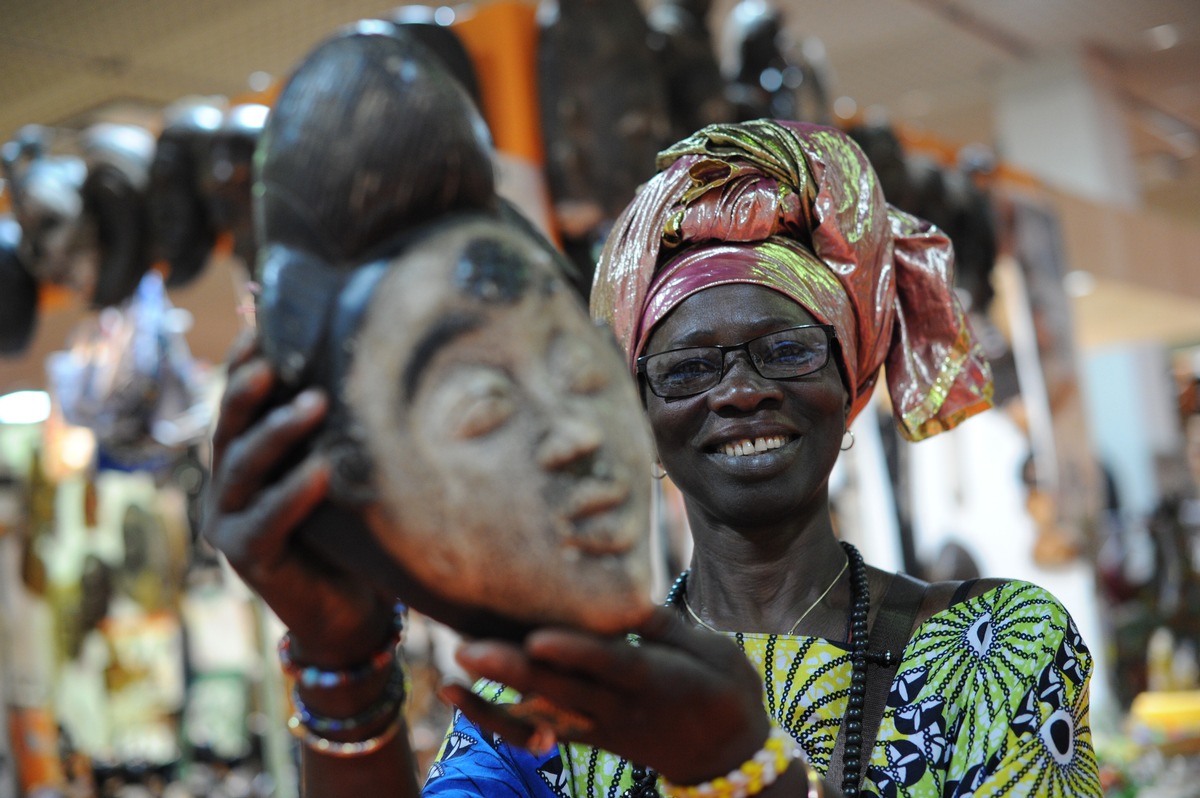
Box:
[719,435,787,457]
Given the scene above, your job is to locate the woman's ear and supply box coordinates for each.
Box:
[644,431,667,480]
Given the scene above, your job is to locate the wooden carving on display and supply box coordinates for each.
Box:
[1,122,157,311]
[254,22,655,639]
[0,215,37,355]
[149,101,268,286]
[646,0,735,142]
[148,102,222,288]
[722,0,832,125]
[536,0,672,285]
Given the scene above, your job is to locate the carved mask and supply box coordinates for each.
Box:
[343,215,655,634]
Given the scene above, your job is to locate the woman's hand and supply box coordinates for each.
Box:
[202,335,394,666]
[440,605,772,785]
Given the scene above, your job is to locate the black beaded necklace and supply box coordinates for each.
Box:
[662,540,873,797]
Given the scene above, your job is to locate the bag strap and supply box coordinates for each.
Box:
[826,571,928,790]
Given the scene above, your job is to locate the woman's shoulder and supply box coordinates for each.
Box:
[913,575,1082,625]
[905,577,1090,672]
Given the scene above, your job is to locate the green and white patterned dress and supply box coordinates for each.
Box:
[425,581,1101,798]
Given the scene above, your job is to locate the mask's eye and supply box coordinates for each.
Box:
[440,369,517,439]
[553,336,610,395]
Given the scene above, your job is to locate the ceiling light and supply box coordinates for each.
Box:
[1063,270,1096,298]
[833,96,857,120]
[1145,24,1180,51]
[0,391,51,425]
[247,71,273,92]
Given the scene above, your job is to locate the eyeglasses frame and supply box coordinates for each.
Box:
[635,323,838,399]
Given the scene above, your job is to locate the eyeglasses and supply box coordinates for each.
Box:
[637,324,837,399]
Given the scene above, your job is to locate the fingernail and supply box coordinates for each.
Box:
[440,672,473,689]
[294,388,324,414]
[526,725,558,757]
[455,642,484,664]
[241,360,272,388]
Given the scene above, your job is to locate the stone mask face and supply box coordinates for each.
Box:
[344,216,654,634]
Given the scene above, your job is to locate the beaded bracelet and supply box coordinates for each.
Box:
[289,665,406,733]
[278,602,407,689]
[287,708,404,759]
[660,725,802,798]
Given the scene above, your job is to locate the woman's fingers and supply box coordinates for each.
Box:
[438,684,546,753]
[212,453,331,573]
[211,357,275,461]
[521,607,723,692]
[223,329,260,373]
[215,388,328,513]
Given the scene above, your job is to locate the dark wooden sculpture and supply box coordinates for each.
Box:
[203,103,267,274]
[79,123,156,309]
[1,126,92,294]
[148,102,222,288]
[848,121,998,316]
[254,22,654,637]
[0,216,38,355]
[722,0,832,124]
[1,122,156,310]
[646,0,734,143]
[536,0,672,287]
[846,121,918,212]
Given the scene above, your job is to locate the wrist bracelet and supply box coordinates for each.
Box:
[661,724,802,798]
[289,665,406,733]
[287,708,404,758]
[278,602,407,688]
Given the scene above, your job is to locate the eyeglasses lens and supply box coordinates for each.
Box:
[644,326,831,398]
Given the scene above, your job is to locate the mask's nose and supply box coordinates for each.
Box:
[537,416,604,475]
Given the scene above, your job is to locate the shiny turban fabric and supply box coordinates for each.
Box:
[590,119,993,441]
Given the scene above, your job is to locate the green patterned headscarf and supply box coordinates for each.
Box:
[591,119,992,441]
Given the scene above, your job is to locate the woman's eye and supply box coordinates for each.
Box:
[667,356,719,376]
[446,373,517,439]
[765,341,820,366]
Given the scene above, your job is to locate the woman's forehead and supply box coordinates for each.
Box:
[655,283,818,336]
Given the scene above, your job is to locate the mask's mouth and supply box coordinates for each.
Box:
[714,434,794,457]
[551,463,638,556]
[564,477,630,521]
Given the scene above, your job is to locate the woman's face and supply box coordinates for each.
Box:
[346,218,653,634]
[642,283,849,528]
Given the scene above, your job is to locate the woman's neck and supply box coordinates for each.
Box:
[680,503,852,638]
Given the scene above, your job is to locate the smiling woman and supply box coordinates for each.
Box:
[201,28,1102,798]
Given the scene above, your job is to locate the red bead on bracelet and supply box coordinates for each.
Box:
[278,602,407,688]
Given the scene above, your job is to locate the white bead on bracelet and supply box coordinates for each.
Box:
[661,724,804,798]
[287,709,404,758]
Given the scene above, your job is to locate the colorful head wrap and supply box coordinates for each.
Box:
[590,119,992,441]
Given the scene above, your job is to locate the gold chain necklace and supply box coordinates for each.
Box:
[682,555,849,635]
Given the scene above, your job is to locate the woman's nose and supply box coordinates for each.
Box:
[707,352,784,411]
[536,416,604,471]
